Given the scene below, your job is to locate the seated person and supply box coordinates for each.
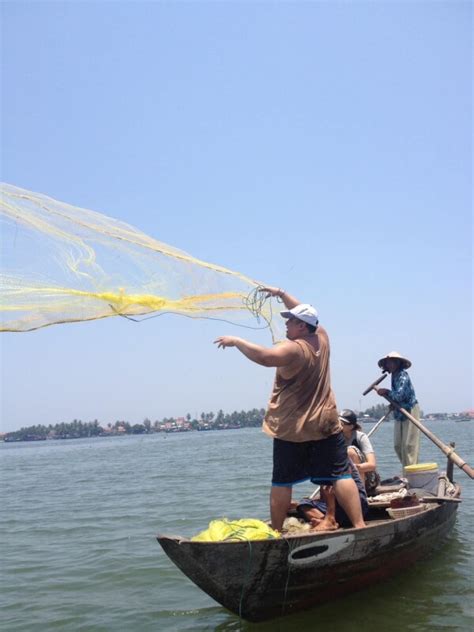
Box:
[339,409,380,495]
[295,461,369,531]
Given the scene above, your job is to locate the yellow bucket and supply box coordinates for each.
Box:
[404,462,438,473]
[404,463,439,494]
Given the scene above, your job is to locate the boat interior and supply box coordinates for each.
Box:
[283,474,460,534]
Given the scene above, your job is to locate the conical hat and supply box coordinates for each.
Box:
[378,351,411,370]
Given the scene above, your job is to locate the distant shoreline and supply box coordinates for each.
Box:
[2,412,471,443]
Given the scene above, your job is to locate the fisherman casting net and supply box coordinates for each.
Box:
[0,183,282,339]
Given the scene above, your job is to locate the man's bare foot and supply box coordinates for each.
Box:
[312,518,339,532]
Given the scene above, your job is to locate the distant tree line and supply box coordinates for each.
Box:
[3,408,267,442]
[4,404,435,443]
[4,419,103,442]
[361,404,390,419]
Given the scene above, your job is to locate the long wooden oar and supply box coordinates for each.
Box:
[309,408,391,500]
[366,408,392,438]
[363,377,474,480]
[362,372,387,396]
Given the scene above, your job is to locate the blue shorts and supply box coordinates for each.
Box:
[272,432,351,487]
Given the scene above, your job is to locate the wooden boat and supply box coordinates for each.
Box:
[157,481,461,622]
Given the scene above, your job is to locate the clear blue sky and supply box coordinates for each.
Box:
[1,1,472,432]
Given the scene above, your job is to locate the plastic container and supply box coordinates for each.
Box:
[404,463,439,495]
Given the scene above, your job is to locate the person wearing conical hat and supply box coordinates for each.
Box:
[374,352,420,466]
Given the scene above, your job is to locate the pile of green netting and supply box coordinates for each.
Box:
[1,183,281,339]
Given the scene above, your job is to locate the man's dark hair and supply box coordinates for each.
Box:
[305,323,317,334]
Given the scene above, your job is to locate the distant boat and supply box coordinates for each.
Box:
[4,435,46,442]
[157,481,461,622]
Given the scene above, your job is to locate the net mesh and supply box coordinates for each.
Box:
[0,183,282,339]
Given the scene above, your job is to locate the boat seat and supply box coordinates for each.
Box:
[373,483,406,495]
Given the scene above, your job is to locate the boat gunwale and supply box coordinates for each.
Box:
[157,484,461,545]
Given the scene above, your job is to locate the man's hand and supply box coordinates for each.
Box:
[258,286,300,309]
[258,286,284,299]
[214,336,239,349]
[374,387,390,397]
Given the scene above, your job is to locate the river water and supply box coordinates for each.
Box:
[1,421,473,631]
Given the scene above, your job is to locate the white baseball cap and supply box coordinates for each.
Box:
[280,304,319,327]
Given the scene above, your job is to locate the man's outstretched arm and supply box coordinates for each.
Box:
[214,336,300,367]
[258,285,300,310]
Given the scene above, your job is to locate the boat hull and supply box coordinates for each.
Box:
[157,500,458,622]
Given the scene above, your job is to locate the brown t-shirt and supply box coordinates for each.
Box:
[262,326,341,442]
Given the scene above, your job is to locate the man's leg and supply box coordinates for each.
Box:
[393,420,404,466]
[403,405,421,466]
[347,446,366,485]
[309,433,364,529]
[271,439,309,531]
[333,477,365,528]
[313,485,339,531]
[270,486,292,531]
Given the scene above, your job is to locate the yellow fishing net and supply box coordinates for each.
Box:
[0,183,281,338]
[191,518,280,542]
